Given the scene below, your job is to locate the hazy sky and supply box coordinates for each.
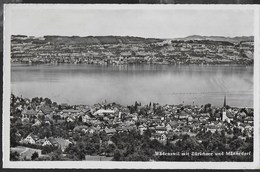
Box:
[7,6,254,38]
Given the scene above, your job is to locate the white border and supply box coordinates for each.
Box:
[254,6,260,170]
[3,4,260,169]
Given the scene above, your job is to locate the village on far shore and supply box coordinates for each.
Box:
[10,94,254,161]
[11,35,254,66]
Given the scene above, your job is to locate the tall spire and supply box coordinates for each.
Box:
[223,95,226,108]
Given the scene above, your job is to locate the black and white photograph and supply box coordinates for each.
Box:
[2,4,260,169]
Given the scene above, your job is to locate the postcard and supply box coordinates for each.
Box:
[2,4,260,169]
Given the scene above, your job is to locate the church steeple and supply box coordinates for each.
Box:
[223,95,226,108]
[222,95,227,122]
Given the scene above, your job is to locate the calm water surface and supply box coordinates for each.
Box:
[11,64,253,107]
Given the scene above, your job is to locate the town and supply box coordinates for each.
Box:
[11,35,254,65]
[10,94,254,161]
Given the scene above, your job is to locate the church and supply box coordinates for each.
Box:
[222,96,231,123]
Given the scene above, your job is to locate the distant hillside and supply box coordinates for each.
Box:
[42,35,162,45]
[11,35,255,47]
[174,35,254,43]
[11,34,254,65]
[12,35,254,45]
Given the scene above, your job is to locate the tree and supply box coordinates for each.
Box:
[51,148,62,160]
[233,127,241,136]
[139,107,148,116]
[106,144,116,155]
[221,130,225,137]
[99,130,109,142]
[230,138,245,150]
[78,116,82,123]
[182,134,190,141]
[113,149,124,161]
[125,152,149,161]
[32,97,40,104]
[31,151,39,160]
[205,130,212,139]
[143,128,151,138]
[11,94,15,106]
[127,105,135,114]
[134,101,138,111]
[10,127,20,147]
[42,145,53,154]
[52,102,58,107]
[44,98,52,106]
[10,151,20,161]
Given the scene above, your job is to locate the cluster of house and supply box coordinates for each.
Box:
[20,135,71,152]
[11,35,254,65]
[11,94,254,153]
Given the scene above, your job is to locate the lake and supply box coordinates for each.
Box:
[11,64,253,107]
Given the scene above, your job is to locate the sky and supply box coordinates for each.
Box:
[6,5,254,39]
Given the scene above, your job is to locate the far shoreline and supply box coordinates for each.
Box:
[11,62,254,68]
